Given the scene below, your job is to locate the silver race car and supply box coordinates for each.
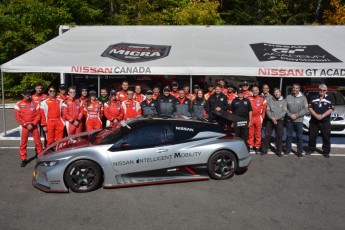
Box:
[33,113,252,193]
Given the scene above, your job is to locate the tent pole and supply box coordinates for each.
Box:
[1,72,7,136]
[189,75,192,94]
[280,77,283,91]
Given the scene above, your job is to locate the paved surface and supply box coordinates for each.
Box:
[1,142,345,230]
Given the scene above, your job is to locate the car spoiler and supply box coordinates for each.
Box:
[211,111,248,127]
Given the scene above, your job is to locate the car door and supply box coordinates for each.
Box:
[107,124,174,173]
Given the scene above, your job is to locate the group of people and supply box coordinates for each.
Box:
[14,80,334,167]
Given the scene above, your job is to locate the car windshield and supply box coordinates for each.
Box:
[305,90,345,105]
[91,120,132,145]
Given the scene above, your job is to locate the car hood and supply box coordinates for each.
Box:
[38,130,100,157]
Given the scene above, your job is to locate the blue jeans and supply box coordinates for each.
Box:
[285,121,304,154]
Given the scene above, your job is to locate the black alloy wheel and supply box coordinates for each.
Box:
[207,150,237,180]
[64,160,102,193]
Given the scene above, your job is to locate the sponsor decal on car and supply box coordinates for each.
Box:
[136,155,172,164]
[101,43,171,63]
[176,126,194,132]
[174,152,201,158]
[250,43,342,63]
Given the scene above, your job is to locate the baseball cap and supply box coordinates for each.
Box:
[241,81,249,86]
[59,84,66,89]
[163,86,171,92]
[89,90,97,95]
[22,89,31,95]
[208,83,214,87]
[237,88,244,93]
[110,89,117,95]
[227,83,236,89]
[146,89,153,95]
[193,84,200,89]
[172,81,178,86]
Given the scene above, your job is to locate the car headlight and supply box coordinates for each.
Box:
[38,161,59,167]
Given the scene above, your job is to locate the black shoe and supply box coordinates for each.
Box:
[260,152,267,156]
[21,160,27,167]
[305,149,315,155]
[276,152,282,157]
[283,151,290,156]
[254,148,259,154]
[298,153,304,158]
[249,147,254,152]
[323,153,330,158]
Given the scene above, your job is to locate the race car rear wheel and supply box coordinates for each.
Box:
[207,150,237,180]
[64,160,102,193]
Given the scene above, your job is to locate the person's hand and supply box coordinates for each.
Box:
[317,114,323,120]
[26,124,33,130]
[113,119,118,123]
[290,114,297,120]
[215,107,221,111]
[43,127,48,132]
[73,120,79,126]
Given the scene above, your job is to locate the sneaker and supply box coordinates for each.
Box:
[283,151,290,156]
[276,152,282,157]
[298,153,304,158]
[323,153,330,158]
[249,147,254,152]
[20,160,27,167]
[254,148,260,154]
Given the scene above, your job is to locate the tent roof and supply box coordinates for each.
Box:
[1,25,345,77]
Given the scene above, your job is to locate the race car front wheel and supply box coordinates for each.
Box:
[207,150,237,180]
[64,160,102,193]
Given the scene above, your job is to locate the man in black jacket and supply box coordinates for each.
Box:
[157,86,177,117]
[206,85,231,122]
[141,89,159,117]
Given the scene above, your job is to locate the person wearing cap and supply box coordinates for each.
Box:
[40,86,66,147]
[157,86,176,117]
[83,90,103,131]
[192,89,207,119]
[191,84,200,101]
[170,81,179,98]
[97,88,109,128]
[57,84,68,101]
[241,81,253,98]
[229,88,252,144]
[261,88,287,157]
[134,85,146,103]
[174,89,192,117]
[225,83,238,106]
[62,86,83,136]
[204,84,215,100]
[116,81,129,102]
[14,89,43,167]
[152,86,161,100]
[183,85,194,101]
[206,84,231,122]
[122,88,142,119]
[104,89,124,126]
[141,89,159,117]
[32,83,47,103]
[247,85,267,154]
[218,79,228,94]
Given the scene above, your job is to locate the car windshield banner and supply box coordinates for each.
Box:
[101,43,171,63]
[250,43,342,63]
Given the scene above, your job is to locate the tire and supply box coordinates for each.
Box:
[64,160,102,193]
[207,150,237,180]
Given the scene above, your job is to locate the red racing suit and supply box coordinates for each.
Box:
[32,93,47,103]
[122,99,142,119]
[116,90,128,102]
[185,93,194,101]
[247,95,266,148]
[84,100,103,131]
[57,93,68,101]
[226,92,238,106]
[14,99,43,160]
[104,99,124,126]
[204,92,213,100]
[134,93,146,104]
[170,91,179,98]
[152,93,160,100]
[62,98,83,135]
[40,97,65,147]
[243,90,253,99]
[79,96,88,131]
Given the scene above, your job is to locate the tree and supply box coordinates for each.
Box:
[323,0,345,24]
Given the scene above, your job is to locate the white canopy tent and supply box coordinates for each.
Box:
[1,25,345,134]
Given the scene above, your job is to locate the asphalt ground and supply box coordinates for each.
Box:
[0,144,345,230]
